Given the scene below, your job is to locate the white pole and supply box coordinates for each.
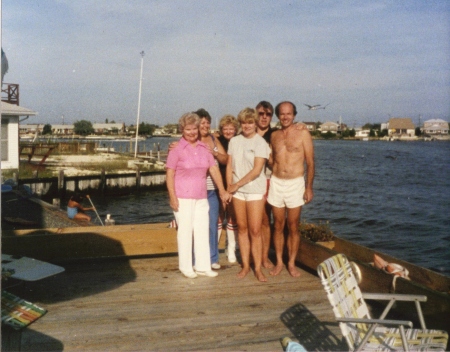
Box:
[134,51,145,158]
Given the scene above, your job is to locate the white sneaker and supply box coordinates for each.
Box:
[196,270,218,277]
[211,263,221,270]
[182,271,197,279]
[227,254,237,263]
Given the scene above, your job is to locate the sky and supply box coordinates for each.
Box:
[1,0,449,128]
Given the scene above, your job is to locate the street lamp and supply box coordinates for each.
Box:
[134,51,145,158]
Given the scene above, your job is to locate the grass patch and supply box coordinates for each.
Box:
[81,160,130,172]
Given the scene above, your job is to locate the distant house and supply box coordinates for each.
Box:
[303,122,316,132]
[1,101,37,169]
[51,124,75,135]
[422,119,449,135]
[19,123,41,135]
[92,123,126,134]
[19,122,126,136]
[320,121,341,134]
[387,118,415,137]
[355,129,370,138]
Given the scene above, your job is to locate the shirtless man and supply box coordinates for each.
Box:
[268,101,315,277]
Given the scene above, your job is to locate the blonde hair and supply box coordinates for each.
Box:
[179,112,200,131]
[219,114,239,133]
[237,107,258,124]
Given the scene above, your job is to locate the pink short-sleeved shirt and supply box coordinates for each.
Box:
[166,138,215,199]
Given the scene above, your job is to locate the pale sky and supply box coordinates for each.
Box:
[2,1,449,128]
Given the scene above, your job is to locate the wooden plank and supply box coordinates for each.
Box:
[2,225,227,262]
[10,255,344,351]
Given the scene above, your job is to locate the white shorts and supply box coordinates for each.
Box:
[233,191,264,202]
[267,175,305,208]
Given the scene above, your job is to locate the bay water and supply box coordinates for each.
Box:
[91,138,450,276]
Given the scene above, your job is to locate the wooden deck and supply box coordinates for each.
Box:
[5,254,346,351]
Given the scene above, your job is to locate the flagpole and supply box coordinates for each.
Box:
[134,51,145,158]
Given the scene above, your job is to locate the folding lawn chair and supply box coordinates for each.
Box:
[317,253,448,351]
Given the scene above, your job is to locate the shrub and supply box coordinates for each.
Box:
[299,221,334,242]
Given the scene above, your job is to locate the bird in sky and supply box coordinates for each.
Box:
[304,103,331,110]
[304,104,321,110]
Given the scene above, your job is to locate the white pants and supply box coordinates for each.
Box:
[174,198,211,273]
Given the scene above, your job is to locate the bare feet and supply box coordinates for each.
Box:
[262,259,274,269]
[287,264,301,278]
[255,270,267,282]
[269,264,284,276]
[237,267,251,279]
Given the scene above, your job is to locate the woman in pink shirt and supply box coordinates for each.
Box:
[166,112,230,279]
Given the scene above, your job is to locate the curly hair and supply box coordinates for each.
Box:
[219,114,239,133]
[179,112,200,131]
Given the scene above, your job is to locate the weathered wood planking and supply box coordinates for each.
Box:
[10,255,345,351]
[2,224,226,261]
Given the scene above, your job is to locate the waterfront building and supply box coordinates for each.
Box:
[1,101,37,170]
[422,119,449,135]
[303,121,316,132]
[387,117,415,137]
[320,121,341,134]
[19,122,126,137]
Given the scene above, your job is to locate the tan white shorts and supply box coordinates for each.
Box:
[233,191,264,202]
[267,175,305,208]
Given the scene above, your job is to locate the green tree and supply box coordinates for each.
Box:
[349,128,356,137]
[138,122,157,135]
[74,120,95,136]
[105,118,109,123]
[341,129,350,138]
[322,131,336,139]
[42,124,52,135]
[164,123,178,134]
[369,129,376,137]
[415,127,422,136]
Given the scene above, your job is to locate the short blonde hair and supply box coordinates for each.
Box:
[179,112,200,131]
[237,107,257,124]
[219,114,239,133]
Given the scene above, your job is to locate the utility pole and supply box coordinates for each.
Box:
[134,51,145,158]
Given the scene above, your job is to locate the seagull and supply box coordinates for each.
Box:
[319,103,331,109]
[304,104,322,110]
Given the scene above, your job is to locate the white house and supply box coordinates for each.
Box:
[320,121,341,134]
[1,101,37,169]
[387,118,415,137]
[355,129,370,138]
[422,119,449,135]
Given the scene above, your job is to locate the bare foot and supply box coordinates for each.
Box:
[269,264,284,276]
[255,270,267,282]
[262,259,274,269]
[237,267,251,279]
[287,264,301,278]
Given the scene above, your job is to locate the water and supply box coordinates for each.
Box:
[91,139,450,276]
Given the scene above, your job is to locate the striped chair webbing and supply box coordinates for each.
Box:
[318,255,449,351]
[317,254,372,349]
[360,326,448,351]
[1,290,47,330]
